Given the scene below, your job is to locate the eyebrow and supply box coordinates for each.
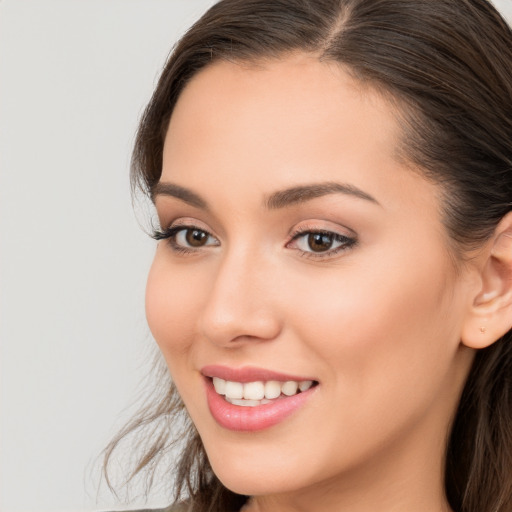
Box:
[265,182,380,209]
[151,182,209,209]
[151,180,380,210]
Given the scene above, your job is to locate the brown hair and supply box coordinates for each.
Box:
[104,1,512,511]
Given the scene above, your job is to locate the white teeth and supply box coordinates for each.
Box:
[281,381,299,396]
[224,380,243,399]
[299,380,313,392]
[213,377,226,395]
[243,381,265,400]
[226,398,272,407]
[212,377,315,402]
[264,380,282,399]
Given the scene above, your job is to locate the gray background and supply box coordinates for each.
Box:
[1,1,511,511]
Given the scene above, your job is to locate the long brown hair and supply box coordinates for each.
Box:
[104,1,512,511]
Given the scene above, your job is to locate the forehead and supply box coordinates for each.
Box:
[161,54,435,216]
[166,54,401,155]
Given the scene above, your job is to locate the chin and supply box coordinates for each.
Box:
[200,432,320,497]
[211,462,299,497]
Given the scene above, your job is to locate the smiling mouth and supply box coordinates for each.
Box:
[210,377,318,407]
[203,369,320,431]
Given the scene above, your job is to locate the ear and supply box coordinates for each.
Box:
[461,211,512,349]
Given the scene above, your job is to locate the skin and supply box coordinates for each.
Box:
[146,54,484,512]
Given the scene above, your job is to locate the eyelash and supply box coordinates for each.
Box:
[287,228,357,260]
[151,225,218,255]
[151,225,357,260]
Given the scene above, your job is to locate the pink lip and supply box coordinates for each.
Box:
[201,366,318,432]
[201,364,316,383]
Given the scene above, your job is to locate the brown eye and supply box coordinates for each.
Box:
[185,229,209,247]
[289,229,356,258]
[307,233,334,252]
[172,227,219,250]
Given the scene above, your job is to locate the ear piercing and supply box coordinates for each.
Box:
[480,326,487,333]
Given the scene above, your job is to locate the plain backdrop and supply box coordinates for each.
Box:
[0,1,214,511]
[1,1,511,511]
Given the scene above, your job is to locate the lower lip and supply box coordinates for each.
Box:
[204,378,317,432]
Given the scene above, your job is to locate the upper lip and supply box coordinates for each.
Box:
[201,365,317,383]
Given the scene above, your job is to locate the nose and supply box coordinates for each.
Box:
[198,247,282,347]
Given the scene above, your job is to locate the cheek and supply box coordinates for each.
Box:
[283,249,463,407]
[145,252,202,362]
[145,253,216,427]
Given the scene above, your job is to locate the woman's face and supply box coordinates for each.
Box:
[147,55,476,503]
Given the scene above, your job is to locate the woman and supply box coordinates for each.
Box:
[104,1,512,511]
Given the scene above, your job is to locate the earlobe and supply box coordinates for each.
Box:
[461,211,512,349]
